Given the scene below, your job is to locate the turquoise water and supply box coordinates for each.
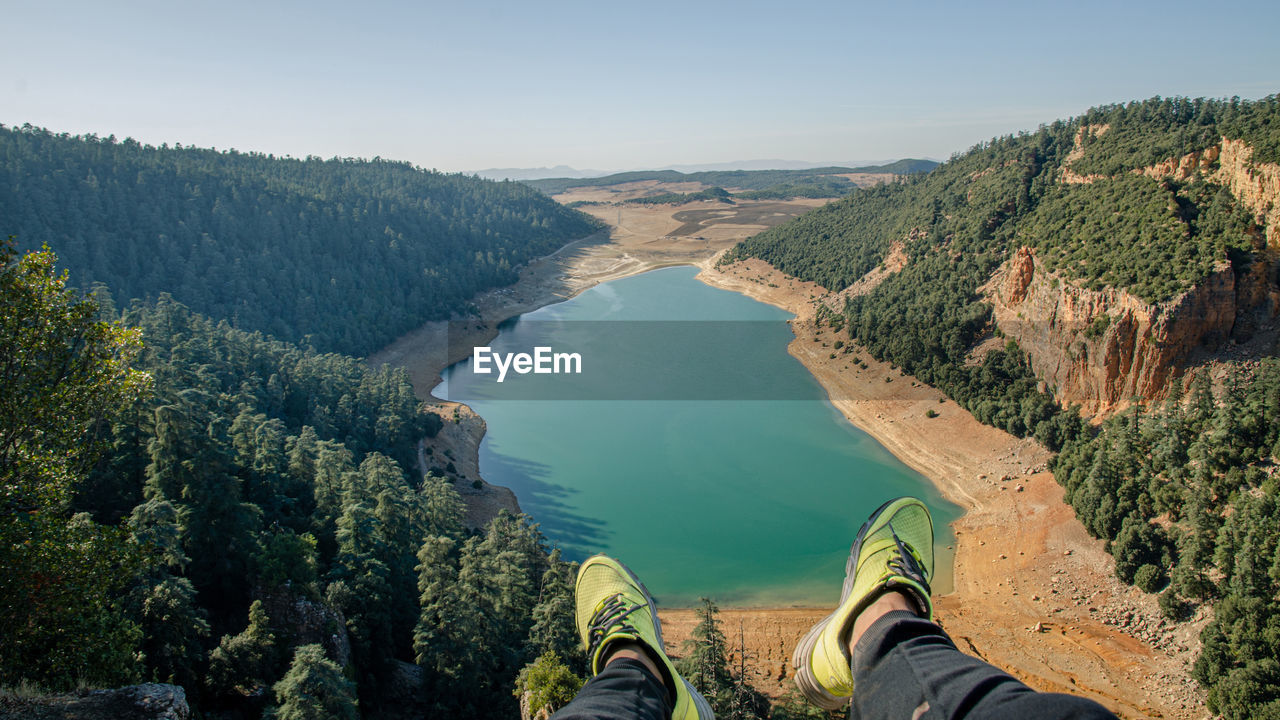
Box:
[435,266,960,607]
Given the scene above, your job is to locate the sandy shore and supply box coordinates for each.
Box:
[369,194,1208,718]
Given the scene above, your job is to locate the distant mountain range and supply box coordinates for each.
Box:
[473,158,942,182]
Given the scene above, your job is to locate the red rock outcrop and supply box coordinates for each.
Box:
[1137,138,1279,246]
[986,248,1242,416]
[994,137,1280,416]
[1211,139,1280,248]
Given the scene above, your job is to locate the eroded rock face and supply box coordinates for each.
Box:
[987,248,1241,416]
[1212,139,1280,248]
[1138,138,1279,247]
[261,591,352,669]
[989,137,1280,417]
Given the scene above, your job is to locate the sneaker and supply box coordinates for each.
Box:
[575,555,715,719]
[791,496,934,710]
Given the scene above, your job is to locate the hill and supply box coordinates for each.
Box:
[523,160,939,197]
[0,125,600,356]
[724,94,1280,719]
[1,241,578,719]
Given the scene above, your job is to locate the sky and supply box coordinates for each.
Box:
[5,0,1279,173]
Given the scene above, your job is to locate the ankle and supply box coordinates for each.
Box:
[847,590,918,655]
[603,641,669,691]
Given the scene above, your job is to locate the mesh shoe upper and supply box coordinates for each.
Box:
[575,555,715,720]
[791,497,935,710]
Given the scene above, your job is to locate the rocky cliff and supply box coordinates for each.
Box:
[1136,138,1280,247]
[987,137,1280,417]
[986,248,1247,415]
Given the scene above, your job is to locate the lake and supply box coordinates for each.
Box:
[435,266,960,607]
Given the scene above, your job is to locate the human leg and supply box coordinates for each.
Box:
[849,605,1116,719]
[550,555,714,720]
[793,496,1118,719]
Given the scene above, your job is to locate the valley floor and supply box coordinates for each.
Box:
[369,190,1208,719]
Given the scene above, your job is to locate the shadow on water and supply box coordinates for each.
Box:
[479,443,609,559]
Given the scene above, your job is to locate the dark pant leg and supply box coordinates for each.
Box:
[550,657,672,720]
[850,610,1118,720]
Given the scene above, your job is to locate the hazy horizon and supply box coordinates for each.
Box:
[6,0,1278,173]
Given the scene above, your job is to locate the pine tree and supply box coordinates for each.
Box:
[144,396,262,610]
[726,621,769,720]
[129,497,210,687]
[676,598,734,712]
[207,599,280,699]
[527,549,583,674]
[271,644,358,720]
[420,471,465,539]
[326,500,394,701]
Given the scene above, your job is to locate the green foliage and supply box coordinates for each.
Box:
[734,181,853,200]
[526,550,585,675]
[0,240,149,690]
[256,529,320,595]
[1195,595,1280,719]
[674,599,769,719]
[420,473,465,540]
[271,644,359,720]
[1083,314,1111,339]
[1070,94,1280,173]
[1111,516,1174,585]
[513,651,583,718]
[0,238,149,515]
[675,598,734,714]
[525,161,938,196]
[1023,174,1257,303]
[0,170,586,716]
[1133,564,1165,593]
[207,599,281,700]
[1,127,598,356]
[413,511,553,719]
[626,186,734,205]
[1053,363,1280,719]
[0,513,142,690]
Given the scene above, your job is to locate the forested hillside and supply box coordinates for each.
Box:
[0,125,600,356]
[524,160,938,197]
[1,240,582,719]
[727,94,1280,718]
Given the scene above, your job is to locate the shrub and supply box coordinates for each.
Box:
[514,651,583,718]
[1134,563,1165,593]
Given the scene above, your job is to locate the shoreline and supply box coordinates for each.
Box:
[369,199,1206,717]
[690,256,1206,715]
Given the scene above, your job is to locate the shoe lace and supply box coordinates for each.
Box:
[586,592,644,662]
[886,525,931,590]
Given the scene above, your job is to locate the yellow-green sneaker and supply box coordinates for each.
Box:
[575,555,715,719]
[791,496,934,710]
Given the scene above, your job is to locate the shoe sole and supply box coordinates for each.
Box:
[790,497,918,711]
[581,556,716,720]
